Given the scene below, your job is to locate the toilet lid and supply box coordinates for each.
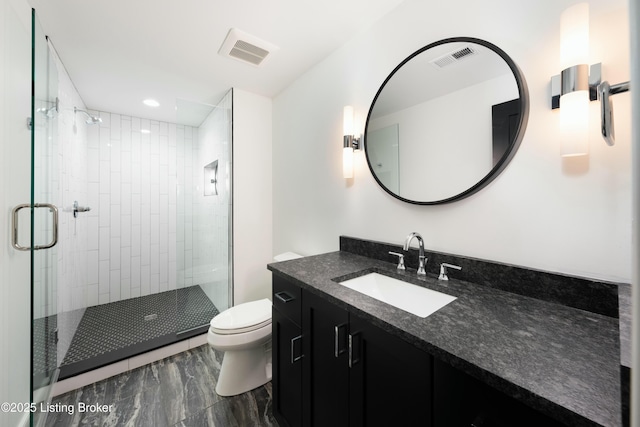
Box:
[210,298,272,335]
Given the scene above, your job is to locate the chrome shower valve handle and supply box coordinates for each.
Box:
[73,200,91,218]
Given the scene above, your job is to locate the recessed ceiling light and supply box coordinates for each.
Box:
[143,99,160,107]
[141,129,151,134]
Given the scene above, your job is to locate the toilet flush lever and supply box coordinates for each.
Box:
[439,263,462,281]
[388,252,405,270]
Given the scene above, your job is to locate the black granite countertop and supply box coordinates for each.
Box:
[268,251,621,427]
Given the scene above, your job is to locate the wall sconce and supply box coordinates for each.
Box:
[343,106,361,179]
[551,2,630,155]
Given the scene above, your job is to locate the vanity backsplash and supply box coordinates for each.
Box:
[340,235,622,318]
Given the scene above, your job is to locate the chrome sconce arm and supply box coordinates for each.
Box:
[343,134,360,151]
[598,80,631,146]
[551,63,630,147]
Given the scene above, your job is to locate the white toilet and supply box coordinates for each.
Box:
[208,252,302,396]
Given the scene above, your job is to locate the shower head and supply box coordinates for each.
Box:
[37,106,57,118]
[37,97,59,119]
[74,107,102,125]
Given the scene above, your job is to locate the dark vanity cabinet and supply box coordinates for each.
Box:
[433,358,565,427]
[301,289,350,426]
[347,310,432,427]
[273,276,432,427]
[272,276,304,427]
[272,275,564,427]
[302,290,433,427]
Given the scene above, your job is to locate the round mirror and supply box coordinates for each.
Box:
[364,37,529,205]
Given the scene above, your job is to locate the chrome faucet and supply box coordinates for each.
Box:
[403,232,426,275]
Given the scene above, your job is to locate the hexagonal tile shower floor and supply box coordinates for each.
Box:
[56,285,219,380]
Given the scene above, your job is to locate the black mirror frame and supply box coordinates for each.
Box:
[364,37,530,205]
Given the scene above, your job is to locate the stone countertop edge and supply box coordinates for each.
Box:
[267,251,622,427]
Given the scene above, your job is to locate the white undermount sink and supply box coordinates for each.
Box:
[339,272,456,318]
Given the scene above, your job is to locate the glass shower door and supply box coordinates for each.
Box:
[175,94,232,337]
[30,9,60,424]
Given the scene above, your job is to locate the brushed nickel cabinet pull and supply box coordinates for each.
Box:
[275,292,295,303]
[291,335,303,363]
[334,323,347,357]
[348,332,361,368]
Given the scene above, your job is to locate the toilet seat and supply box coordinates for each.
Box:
[210,298,272,335]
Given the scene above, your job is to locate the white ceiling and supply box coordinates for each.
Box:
[28,0,405,125]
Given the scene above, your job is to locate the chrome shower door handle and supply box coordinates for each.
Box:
[34,203,59,250]
[11,204,30,251]
[11,203,59,251]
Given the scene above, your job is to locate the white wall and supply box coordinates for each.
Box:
[233,89,273,304]
[0,0,33,425]
[273,0,631,283]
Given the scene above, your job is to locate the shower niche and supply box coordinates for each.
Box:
[204,160,219,196]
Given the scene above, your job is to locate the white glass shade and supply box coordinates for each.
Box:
[343,106,354,136]
[560,3,589,69]
[559,3,589,157]
[560,90,589,157]
[343,146,354,178]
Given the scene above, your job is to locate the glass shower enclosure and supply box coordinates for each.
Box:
[27,9,233,423]
[27,10,65,426]
[175,94,234,324]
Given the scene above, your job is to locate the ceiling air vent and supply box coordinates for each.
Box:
[430,46,477,69]
[219,28,279,67]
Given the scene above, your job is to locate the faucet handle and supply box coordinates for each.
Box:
[439,263,462,281]
[388,252,405,270]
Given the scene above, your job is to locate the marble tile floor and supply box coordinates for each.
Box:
[44,344,279,427]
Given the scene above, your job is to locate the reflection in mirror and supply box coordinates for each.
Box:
[365,38,528,204]
[367,124,399,193]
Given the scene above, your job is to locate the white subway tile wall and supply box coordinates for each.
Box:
[84,94,232,311]
[33,46,229,375]
[37,47,231,342]
[86,115,196,304]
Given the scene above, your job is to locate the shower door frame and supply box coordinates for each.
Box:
[28,8,61,426]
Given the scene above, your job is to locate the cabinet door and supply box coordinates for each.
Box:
[433,359,565,427]
[302,291,350,427]
[349,315,433,427]
[273,307,303,427]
